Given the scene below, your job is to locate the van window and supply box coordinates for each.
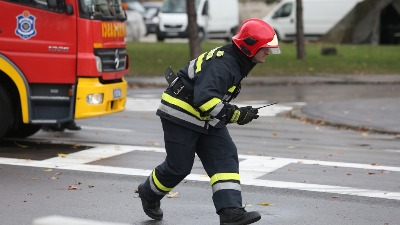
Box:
[273,2,292,18]
[161,0,200,13]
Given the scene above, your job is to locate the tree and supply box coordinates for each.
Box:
[187,0,201,59]
[296,0,306,59]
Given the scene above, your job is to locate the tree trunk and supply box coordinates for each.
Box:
[296,0,306,60]
[187,0,201,59]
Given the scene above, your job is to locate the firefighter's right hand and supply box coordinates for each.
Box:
[237,106,259,125]
[228,106,259,125]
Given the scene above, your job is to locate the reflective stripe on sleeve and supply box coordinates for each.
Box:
[199,97,221,112]
[210,173,240,185]
[228,86,236,93]
[209,101,224,117]
[195,53,206,73]
[212,182,241,194]
[188,59,196,79]
[206,47,218,60]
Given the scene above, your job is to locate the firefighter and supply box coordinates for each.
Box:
[137,18,280,225]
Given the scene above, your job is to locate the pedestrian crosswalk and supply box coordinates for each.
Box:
[1,143,399,201]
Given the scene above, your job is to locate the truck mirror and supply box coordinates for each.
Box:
[47,0,59,8]
[47,0,74,15]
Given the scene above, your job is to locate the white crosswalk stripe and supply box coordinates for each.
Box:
[1,143,399,201]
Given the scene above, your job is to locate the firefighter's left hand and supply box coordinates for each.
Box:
[237,106,259,125]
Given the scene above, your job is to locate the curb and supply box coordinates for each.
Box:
[287,108,400,136]
[126,74,400,88]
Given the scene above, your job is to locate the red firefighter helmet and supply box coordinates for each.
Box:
[232,18,280,57]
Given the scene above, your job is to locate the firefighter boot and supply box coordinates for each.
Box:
[138,184,163,220]
[218,208,261,225]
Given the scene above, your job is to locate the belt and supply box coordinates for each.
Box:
[164,66,192,101]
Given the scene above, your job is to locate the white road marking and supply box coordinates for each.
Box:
[80,126,132,132]
[125,98,296,117]
[1,144,399,201]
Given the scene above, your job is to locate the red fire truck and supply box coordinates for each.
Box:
[0,0,129,139]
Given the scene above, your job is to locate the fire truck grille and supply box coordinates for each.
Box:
[94,48,127,72]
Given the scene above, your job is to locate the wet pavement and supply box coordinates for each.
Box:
[126,74,400,135]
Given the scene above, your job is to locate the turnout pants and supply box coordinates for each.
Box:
[141,118,242,212]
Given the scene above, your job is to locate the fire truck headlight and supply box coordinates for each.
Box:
[95,56,102,72]
[86,93,103,104]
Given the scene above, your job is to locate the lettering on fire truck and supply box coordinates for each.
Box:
[102,22,126,38]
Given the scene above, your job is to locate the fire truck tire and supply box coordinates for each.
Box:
[0,86,13,139]
[7,123,42,138]
[5,91,42,138]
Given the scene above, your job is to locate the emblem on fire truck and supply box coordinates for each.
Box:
[15,11,37,40]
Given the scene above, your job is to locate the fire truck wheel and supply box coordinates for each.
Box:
[0,86,13,139]
[5,90,42,138]
[6,123,42,138]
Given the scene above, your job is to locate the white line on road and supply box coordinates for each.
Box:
[80,126,132,132]
[1,144,399,201]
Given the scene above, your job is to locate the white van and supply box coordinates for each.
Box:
[263,0,361,42]
[156,0,239,41]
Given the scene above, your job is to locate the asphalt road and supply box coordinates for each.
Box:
[1,83,399,225]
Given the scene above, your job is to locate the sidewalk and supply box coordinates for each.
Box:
[126,74,400,135]
[126,74,400,87]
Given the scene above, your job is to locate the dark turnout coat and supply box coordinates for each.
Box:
[156,43,256,133]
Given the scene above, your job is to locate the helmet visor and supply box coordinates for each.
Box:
[269,48,281,54]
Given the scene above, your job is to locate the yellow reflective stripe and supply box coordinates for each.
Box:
[228,86,236,93]
[195,52,206,73]
[152,170,173,192]
[199,97,221,112]
[210,173,240,185]
[216,51,224,57]
[162,92,210,120]
[230,109,240,123]
[206,47,218,60]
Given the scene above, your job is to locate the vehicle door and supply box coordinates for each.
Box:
[1,0,77,84]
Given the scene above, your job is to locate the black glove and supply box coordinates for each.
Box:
[225,105,259,125]
[236,106,259,125]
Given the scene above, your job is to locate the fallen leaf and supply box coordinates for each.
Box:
[166,192,179,198]
[43,169,53,172]
[259,202,270,206]
[14,142,28,148]
[68,185,78,190]
[371,163,380,166]
[331,196,339,199]
[362,132,369,136]
[32,177,37,180]
[58,153,68,158]
[71,144,81,149]
[88,185,95,188]
[368,172,376,175]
